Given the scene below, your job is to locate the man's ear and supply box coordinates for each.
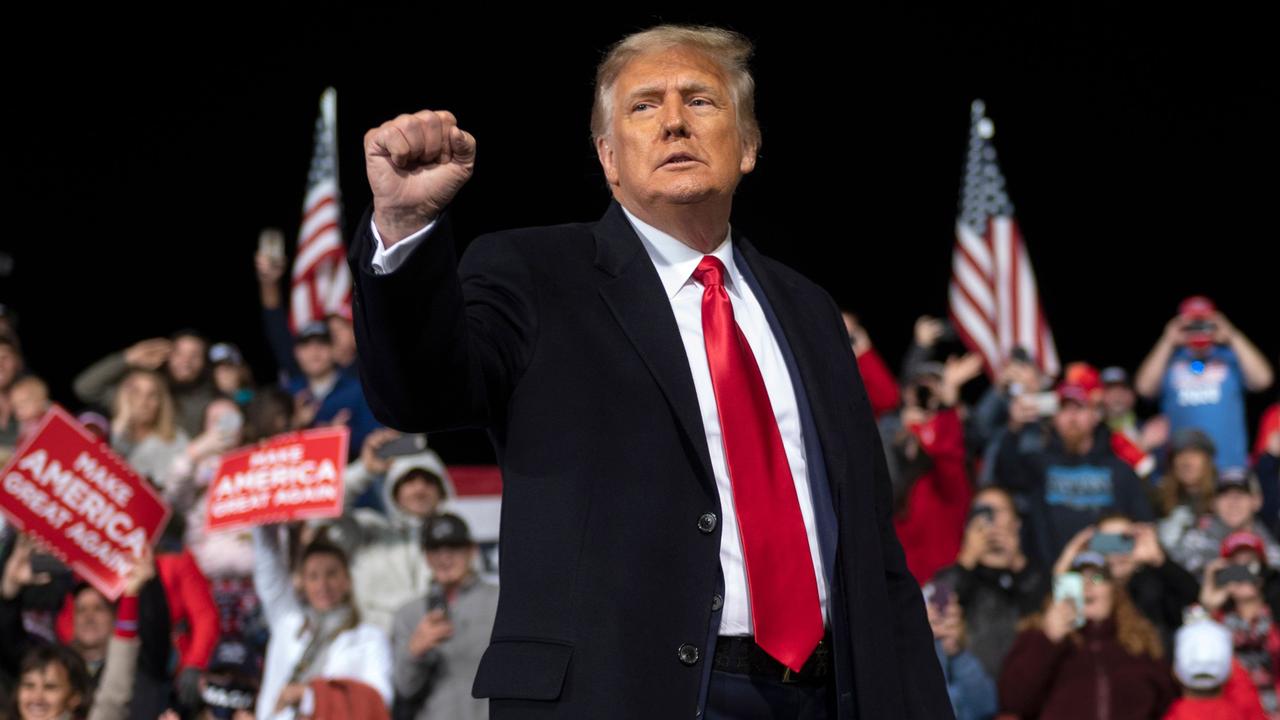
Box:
[596,136,619,186]
[739,139,758,175]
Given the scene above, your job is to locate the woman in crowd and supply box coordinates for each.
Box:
[253,524,392,720]
[1156,429,1220,551]
[110,369,189,486]
[999,548,1176,719]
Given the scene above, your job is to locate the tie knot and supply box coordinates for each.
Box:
[693,255,726,288]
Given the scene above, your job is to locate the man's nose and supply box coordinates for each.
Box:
[660,99,690,137]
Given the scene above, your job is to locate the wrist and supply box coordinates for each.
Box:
[373,206,437,245]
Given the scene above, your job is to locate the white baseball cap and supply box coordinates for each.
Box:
[1175,619,1233,690]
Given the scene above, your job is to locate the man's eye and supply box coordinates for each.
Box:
[690,98,714,107]
[632,102,653,111]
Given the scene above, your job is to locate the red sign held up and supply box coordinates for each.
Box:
[206,426,348,533]
[0,405,170,600]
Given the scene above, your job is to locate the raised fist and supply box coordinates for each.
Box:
[364,110,476,245]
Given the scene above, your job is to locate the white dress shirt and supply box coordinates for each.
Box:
[369,210,830,636]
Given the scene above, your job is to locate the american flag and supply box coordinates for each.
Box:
[948,100,1060,380]
[290,87,352,334]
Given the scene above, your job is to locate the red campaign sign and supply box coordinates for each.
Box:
[205,426,349,533]
[0,405,171,601]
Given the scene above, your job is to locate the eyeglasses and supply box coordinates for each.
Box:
[1082,572,1109,586]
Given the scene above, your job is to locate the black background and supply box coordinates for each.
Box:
[4,8,1275,462]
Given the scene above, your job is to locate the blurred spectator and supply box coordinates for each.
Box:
[969,346,1048,474]
[162,398,267,662]
[209,342,256,407]
[1256,411,1280,538]
[935,486,1049,679]
[322,431,451,634]
[992,367,1154,567]
[153,544,220,711]
[391,513,497,720]
[1172,469,1280,576]
[999,550,1176,719]
[0,333,27,451]
[1200,531,1280,718]
[924,582,998,720]
[3,537,161,720]
[74,332,218,438]
[841,311,900,418]
[256,239,358,383]
[1056,517,1200,652]
[1165,617,1267,720]
[252,526,392,720]
[890,353,983,582]
[8,375,51,446]
[1255,401,1280,467]
[1158,429,1220,549]
[287,321,379,462]
[1134,297,1274,471]
[0,304,16,341]
[109,369,190,486]
[164,638,260,720]
[1100,366,1140,442]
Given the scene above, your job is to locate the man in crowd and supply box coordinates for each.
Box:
[391,513,498,720]
[1171,467,1280,575]
[1134,296,1273,470]
[72,331,218,437]
[991,365,1154,566]
[286,320,379,461]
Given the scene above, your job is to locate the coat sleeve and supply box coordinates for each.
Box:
[253,525,302,627]
[347,205,538,434]
[172,551,220,671]
[823,292,955,719]
[72,351,129,408]
[87,634,139,720]
[354,627,395,708]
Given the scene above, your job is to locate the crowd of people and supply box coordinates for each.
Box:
[0,269,1276,720]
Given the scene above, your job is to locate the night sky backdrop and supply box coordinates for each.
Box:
[4,8,1275,461]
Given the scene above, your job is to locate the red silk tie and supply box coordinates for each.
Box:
[692,255,823,673]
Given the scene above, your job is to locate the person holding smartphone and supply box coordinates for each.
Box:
[934,487,1048,679]
[390,513,497,720]
[999,549,1176,719]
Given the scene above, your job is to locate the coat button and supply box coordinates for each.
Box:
[711,593,723,611]
[678,643,701,666]
[697,512,717,534]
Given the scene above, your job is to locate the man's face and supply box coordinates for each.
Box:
[1215,488,1258,530]
[73,588,114,652]
[426,545,477,587]
[294,339,335,379]
[1052,400,1099,451]
[10,383,49,424]
[394,475,442,519]
[168,336,206,384]
[1101,384,1134,418]
[595,46,757,214]
[327,316,356,366]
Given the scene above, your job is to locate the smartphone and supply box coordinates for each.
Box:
[1215,564,1257,587]
[1029,392,1060,417]
[1089,533,1135,556]
[426,586,450,620]
[923,578,953,614]
[967,504,995,526]
[376,434,429,460]
[1053,572,1086,628]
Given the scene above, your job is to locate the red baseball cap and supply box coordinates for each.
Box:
[1057,362,1102,406]
[1221,531,1266,563]
[1179,295,1216,321]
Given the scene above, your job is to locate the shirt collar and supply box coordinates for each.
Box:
[620,204,739,300]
